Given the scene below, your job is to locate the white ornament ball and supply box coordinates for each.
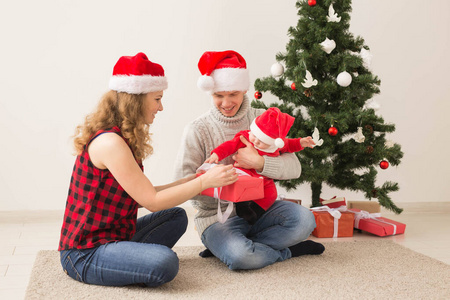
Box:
[336,71,352,87]
[271,63,284,77]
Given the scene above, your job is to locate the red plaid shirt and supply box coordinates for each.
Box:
[58,127,142,250]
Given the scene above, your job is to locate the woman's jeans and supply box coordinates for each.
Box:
[201,200,316,270]
[60,207,188,287]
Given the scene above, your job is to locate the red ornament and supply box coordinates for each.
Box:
[254,91,262,99]
[380,160,389,169]
[328,126,338,136]
[291,82,296,90]
[308,0,317,6]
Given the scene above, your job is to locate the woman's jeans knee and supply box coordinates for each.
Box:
[59,207,187,287]
[60,243,179,287]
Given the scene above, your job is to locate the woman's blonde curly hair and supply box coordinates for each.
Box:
[73,90,153,162]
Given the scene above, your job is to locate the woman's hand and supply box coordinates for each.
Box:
[199,164,238,190]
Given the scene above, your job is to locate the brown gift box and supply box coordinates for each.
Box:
[347,200,381,213]
[311,210,354,238]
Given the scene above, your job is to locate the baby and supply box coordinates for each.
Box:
[205,107,315,224]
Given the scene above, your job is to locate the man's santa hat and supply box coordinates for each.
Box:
[109,52,168,94]
[197,50,249,93]
[250,107,295,150]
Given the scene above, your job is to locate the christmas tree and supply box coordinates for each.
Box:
[252,0,404,213]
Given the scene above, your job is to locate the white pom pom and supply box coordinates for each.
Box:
[197,75,214,91]
[275,138,284,148]
[271,63,284,77]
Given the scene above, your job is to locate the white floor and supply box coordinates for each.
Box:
[1,202,449,300]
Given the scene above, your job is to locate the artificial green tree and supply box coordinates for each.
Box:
[252,0,403,213]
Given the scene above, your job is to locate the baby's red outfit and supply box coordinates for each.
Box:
[212,130,304,211]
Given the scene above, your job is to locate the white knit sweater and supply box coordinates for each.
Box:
[174,95,302,236]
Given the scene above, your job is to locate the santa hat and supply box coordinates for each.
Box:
[250,107,295,149]
[109,52,168,94]
[197,50,249,93]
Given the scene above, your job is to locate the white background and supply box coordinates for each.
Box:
[1,0,449,211]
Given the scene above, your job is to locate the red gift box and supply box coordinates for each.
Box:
[320,196,346,208]
[349,209,406,237]
[198,174,264,202]
[310,207,354,238]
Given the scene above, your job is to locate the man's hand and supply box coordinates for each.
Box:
[232,135,265,172]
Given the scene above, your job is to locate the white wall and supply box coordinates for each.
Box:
[1,0,449,211]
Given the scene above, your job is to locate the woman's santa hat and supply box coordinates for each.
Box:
[109,52,168,94]
[197,50,249,93]
[250,107,295,150]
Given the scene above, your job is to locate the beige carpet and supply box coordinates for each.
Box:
[25,241,450,300]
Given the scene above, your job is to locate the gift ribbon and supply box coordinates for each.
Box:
[196,163,249,224]
[214,187,235,224]
[350,209,397,235]
[310,206,348,238]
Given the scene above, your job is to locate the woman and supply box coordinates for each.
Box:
[58,52,237,287]
[174,50,324,270]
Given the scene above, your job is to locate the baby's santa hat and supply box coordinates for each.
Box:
[197,50,249,93]
[109,52,168,94]
[250,107,295,149]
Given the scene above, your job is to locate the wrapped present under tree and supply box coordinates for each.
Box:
[311,206,354,238]
[349,209,405,236]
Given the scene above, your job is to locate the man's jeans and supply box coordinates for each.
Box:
[201,201,316,270]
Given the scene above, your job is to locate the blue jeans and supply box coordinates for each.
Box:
[201,201,316,270]
[60,207,187,287]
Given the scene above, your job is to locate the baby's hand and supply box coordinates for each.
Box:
[300,136,315,148]
[205,153,219,164]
